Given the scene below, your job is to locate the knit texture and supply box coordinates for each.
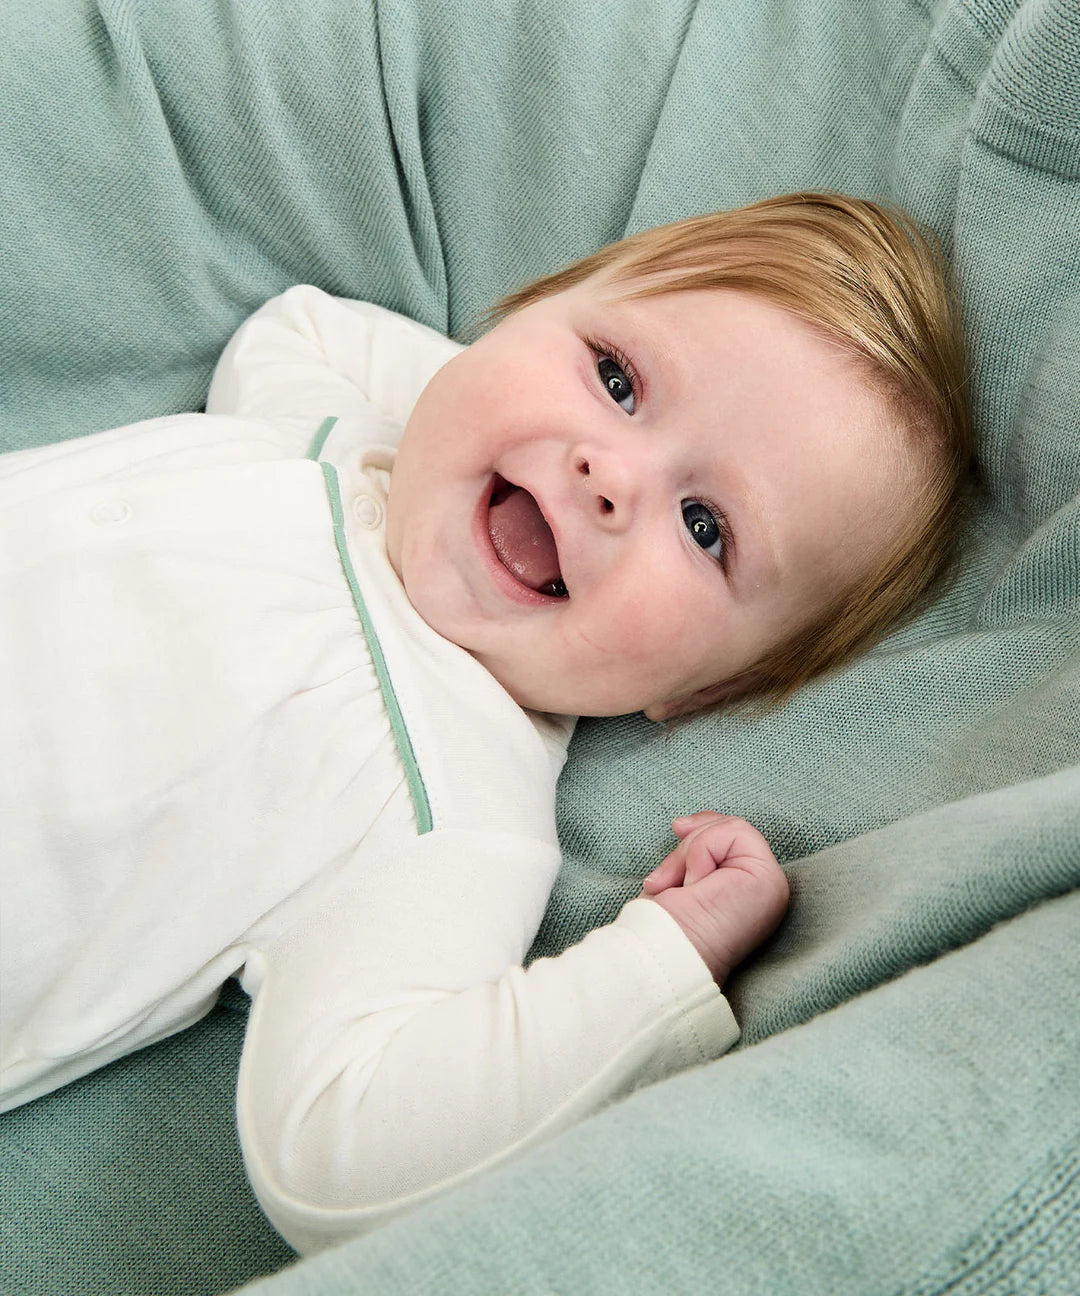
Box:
[1,1,1078,1293]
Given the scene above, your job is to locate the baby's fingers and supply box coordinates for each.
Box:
[645,814,738,892]
[671,810,729,841]
[640,848,687,895]
[682,832,725,886]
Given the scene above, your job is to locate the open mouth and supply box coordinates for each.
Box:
[487,475,568,599]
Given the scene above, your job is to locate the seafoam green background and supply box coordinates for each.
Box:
[1,1,1078,1293]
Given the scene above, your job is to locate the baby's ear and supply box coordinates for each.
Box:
[644,672,760,722]
[643,685,725,722]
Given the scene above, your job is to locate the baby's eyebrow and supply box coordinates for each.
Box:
[711,465,781,595]
[605,308,669,391]
[747,506,783,591]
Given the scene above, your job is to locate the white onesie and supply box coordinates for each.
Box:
[0,286,738,1253]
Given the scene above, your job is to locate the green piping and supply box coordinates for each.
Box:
[306,415,338,460]
[318,459,433,834]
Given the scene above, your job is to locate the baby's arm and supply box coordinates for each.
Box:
[238,819,787,1255]
[205,285,459,436]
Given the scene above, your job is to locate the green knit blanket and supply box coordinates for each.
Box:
[1,2,1077,1293]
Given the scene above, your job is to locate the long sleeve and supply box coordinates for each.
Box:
[205,285,461,438]
[236,828,738,1255]
[238,885,1080,1295]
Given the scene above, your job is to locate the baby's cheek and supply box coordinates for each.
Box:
[624,583,699,656]
[571,588,698,673]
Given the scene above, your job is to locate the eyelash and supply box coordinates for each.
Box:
[583,335,643,407]
[687,495,735,574]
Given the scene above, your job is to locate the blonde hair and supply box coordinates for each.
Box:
[488,192,975,710]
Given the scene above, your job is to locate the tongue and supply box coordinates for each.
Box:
[488,486,561,591]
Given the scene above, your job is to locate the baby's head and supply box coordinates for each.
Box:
[386,192,973,719]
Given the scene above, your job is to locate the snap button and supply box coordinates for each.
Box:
[352,494,382,529]
[90,499,132,526]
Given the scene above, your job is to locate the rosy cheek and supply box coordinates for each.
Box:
[569,595,680,668]
[621,570,695,645]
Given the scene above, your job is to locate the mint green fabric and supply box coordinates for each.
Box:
[2,1,1078,1294]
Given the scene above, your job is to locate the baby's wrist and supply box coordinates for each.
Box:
[650,894,732,986]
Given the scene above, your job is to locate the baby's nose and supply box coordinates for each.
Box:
[574,451,635,524]
[575,456,614,515]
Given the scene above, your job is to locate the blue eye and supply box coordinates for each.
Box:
[597,356,636,414]
[682,500,725,562]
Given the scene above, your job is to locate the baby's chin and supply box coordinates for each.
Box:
[472,651,648,720]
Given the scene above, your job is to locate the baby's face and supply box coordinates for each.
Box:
[386,278,917,718]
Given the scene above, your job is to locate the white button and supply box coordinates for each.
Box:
[90,499,132,526]
[352,494,382,529]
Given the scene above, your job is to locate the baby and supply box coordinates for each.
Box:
[0,193,971,1253]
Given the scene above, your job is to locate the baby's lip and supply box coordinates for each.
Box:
[483,474,568,601]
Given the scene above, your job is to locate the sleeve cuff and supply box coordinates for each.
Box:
[611,896,741,1070]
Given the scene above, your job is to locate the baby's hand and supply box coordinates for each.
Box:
[641,812,789,986]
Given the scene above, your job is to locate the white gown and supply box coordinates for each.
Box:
[0,286,738,1253]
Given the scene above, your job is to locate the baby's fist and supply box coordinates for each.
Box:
[641,812,789,985]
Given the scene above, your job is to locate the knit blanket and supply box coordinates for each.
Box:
[1,1,1078,1293]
